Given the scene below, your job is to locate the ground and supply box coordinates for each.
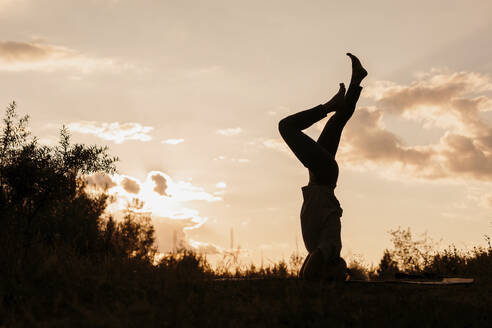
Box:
[6,277,489,327]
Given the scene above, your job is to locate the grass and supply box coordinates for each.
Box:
[1,247,491,327]
[2,275,490,327]
[1,105,490,327]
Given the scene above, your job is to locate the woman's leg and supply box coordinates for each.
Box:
[317,53,367,155]
[278,84,345,173]
[278,105,332,171]
[316,84,362,155]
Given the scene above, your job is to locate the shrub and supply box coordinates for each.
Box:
[156,249,213,281]
[376,249,399,279]
[0,102,156,278]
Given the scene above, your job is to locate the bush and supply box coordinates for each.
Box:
[156,249,213,281]
[421,237,492,280]
[376,250,399,279]
[0,102,157,281]
[374,227,492,281]
[1,102,118,259]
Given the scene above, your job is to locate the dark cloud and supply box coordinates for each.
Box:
[121,177,140,194]
[448,96,491,135]
[341,71,492,181]
[343,106,492,181]
[84,173,117,190]
[0,40,122,72]
[441,133,492,180]
[477,132,492,150]
[151,174,168,196]
[372,71,491,115]
[343,108,434,167]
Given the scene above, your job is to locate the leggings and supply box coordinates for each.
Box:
[278,85,362,187]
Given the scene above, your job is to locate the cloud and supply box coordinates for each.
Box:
[337,70,492,182]
[103,170,223,256]
[217,127,242,136]
[0,40,130,72]
[106,171,221,226]
[440,133,492,180]
[121,177,141,194]
[168,179,222,203]
[68,121,153,143]
[262,138,294,157]
[340,106,492,181]
[188,239,222,254]
[263,138,289,153]
[341,107,435,168]
[152,218,222,255]
[214,155,250,163]
[151,173,168,196]
[365,70,492,136]
[215,182,227,189]
[366,70,492,108]
[84,172,117,190]
[162,138,184,145]
[0,41,58,62]
[152,218,197,250]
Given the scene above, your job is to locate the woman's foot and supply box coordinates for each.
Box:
[346,53,368,86]
[323,83,346,112]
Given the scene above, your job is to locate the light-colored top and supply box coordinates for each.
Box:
[300,184,343,259]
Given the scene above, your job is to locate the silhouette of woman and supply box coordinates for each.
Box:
[278,53,367,281]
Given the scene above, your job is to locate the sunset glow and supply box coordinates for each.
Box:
[2,0,492,267]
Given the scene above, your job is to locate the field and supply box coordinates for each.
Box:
[2,247,491,328]
[1,104,491,327]
[2,271,490,327]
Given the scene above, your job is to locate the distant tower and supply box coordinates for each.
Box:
[230,227,234,250]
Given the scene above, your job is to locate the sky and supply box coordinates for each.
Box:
[1,0,492,266]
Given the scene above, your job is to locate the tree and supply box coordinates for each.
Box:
[376,249,399,278]
[386,227,437,272]
[0,102,155,264]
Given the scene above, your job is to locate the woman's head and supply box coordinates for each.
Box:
[324,257,347,281]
